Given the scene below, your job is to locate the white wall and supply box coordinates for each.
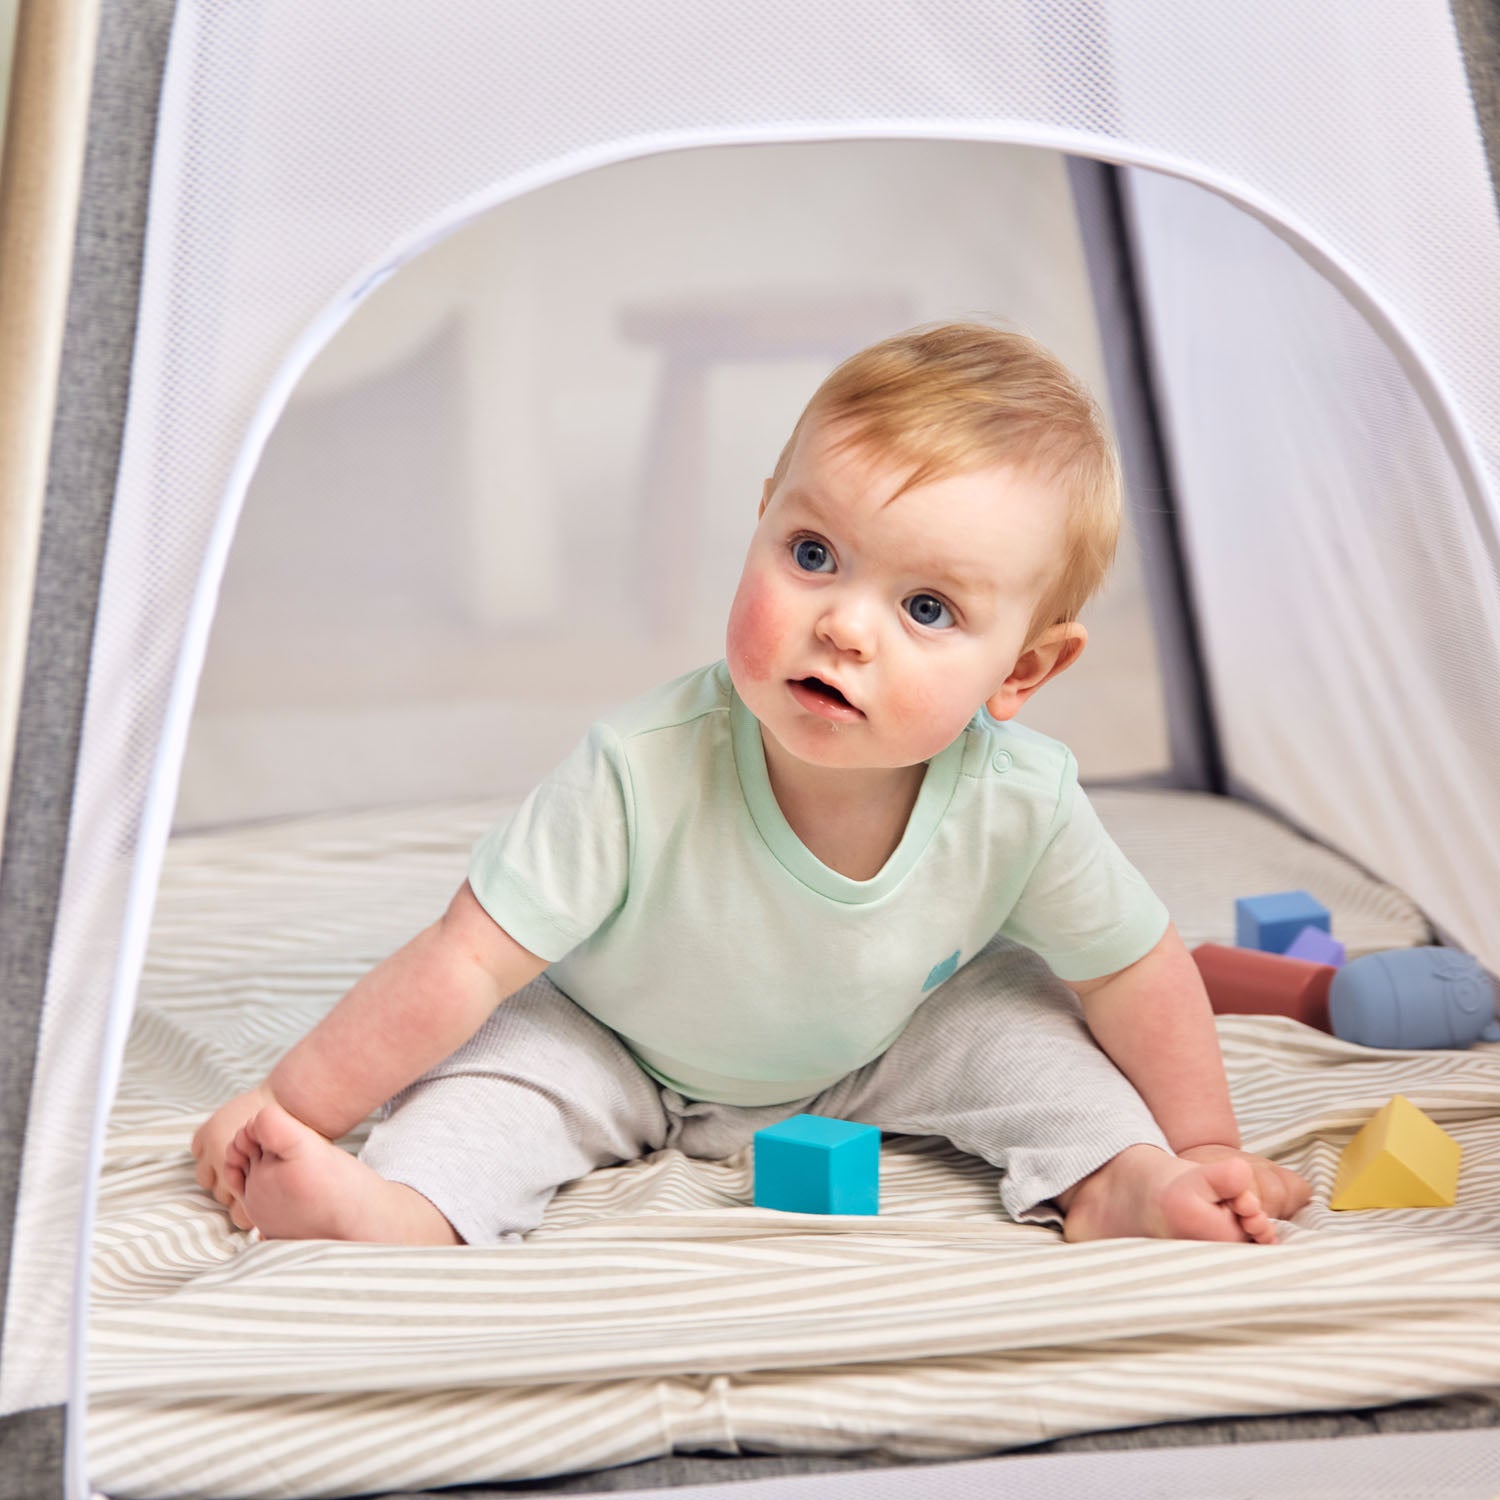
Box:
[177,139,1168,829]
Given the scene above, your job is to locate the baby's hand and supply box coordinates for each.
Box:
[191,1083,281,1229]
[1179,1144,1311,1222]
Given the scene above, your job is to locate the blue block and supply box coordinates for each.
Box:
[1235,891,1331,955]
[752,1114,879,1215]
[1284,925,1346,967]
[1329,947,1500,1049]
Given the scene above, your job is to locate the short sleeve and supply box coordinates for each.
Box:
[467,723,632,962]
[999,751,1170,982]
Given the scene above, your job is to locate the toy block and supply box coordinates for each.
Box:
[1235,891,1331,955]
[753,1113,879,1215]
[1284,925,1346,967]
[1192,942,1335,1031]
[1330,1095,1460,1210]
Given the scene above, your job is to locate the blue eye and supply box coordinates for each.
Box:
[793,538,834,573]
[906,593,954,629]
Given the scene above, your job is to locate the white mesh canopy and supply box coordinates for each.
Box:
[1125,166,1500,968]
[8,0,1500,1474]
[169,139,1171,829]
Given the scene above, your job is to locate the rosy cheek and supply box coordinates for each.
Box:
[726,576,787,683]
[885,675,967,749]
[887,678,938,726]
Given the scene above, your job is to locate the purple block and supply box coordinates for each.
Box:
[1285,925,1346,967]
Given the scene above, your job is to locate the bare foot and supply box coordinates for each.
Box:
[192,1083,281,1224]
[1058,1144,1276,1245]
[229,1102,460,1245]
[1179,1144,1311,1221]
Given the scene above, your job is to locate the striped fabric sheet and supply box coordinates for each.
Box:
[87,794,1500,1500]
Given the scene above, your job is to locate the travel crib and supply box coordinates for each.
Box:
[4,2,1500,1496]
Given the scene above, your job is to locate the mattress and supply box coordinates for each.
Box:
[87,790,1500,1500]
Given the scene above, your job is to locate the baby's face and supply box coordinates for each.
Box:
[726,418,1069,773]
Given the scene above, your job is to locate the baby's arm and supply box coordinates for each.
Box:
[1070,922,1310,1222]
[1069,922,1239,1152]
[192,880,546,1218]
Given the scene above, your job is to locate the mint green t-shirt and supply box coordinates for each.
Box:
[468,661,1169,1106]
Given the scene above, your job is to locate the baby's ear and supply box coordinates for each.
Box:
[986,623,1087,722]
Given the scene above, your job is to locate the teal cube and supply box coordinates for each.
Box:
[1235,890,1330,954]
[752,1114,879,1215]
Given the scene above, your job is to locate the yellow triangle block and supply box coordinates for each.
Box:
[1330,1095,1460,1210]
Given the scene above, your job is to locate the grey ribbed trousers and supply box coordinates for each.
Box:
[359,935,1170,1246]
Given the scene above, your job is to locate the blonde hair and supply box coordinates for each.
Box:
[771,322,1122,642]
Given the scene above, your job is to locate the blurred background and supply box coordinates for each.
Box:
[0,4,15,130]
[171,140,1171,829]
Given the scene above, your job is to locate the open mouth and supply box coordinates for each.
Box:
[789,676,864,720]
[797,676,850,707]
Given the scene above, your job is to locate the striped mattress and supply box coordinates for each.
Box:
[87,791,1500,1499]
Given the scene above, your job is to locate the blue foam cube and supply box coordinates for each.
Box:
[1235,891,1331,955]
[1284,925,1346,967]
[752,1114,879,1215]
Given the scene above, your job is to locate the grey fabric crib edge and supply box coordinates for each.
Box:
[372,1389,1500,1496]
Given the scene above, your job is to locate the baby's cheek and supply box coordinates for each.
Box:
[888,677,938,726]
[726,578,786,682]
[887,676,967,749]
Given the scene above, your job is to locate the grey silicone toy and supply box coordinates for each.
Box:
[1328,947,1500,1049]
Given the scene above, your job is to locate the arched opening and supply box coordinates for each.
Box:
[173,138,1171,831]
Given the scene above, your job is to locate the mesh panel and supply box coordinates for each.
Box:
[7,0,1498,1448]
[173,140,1165,828]
[1126,166,1500,964]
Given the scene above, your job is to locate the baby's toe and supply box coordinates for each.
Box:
[1240,1206,1276,1244]
[1229,1187,1262,1220]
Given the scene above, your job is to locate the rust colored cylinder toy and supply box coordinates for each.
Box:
[1191,943,1336,1033]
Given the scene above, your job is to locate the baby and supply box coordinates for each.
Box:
[193,323,1310,1246]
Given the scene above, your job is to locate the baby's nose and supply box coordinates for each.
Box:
[816,594,876,656]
